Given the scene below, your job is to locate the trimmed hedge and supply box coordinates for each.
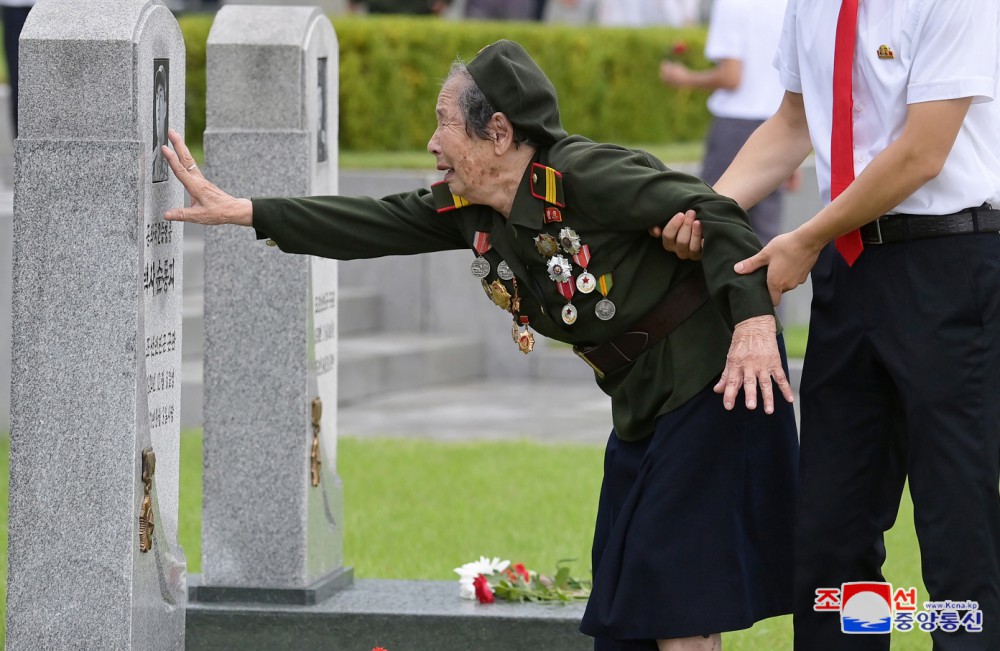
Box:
[177,14,711,151]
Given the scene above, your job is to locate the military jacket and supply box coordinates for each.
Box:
[252,135,774,441]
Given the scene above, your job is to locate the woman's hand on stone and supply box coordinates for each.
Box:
[162,129,253,227]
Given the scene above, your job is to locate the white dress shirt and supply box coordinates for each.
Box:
[775,0,1000,214]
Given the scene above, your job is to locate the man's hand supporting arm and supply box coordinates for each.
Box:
[652,91,813,260]
[736,96,974,304]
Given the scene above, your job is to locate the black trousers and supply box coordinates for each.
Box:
[794,235,1000,651]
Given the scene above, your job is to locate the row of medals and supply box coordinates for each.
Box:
[470,226,616,353]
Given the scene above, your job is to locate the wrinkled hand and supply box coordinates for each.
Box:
[734,230,820,306]
[715,315,794,414]
[162,129,253,227]
[648,209,703,260]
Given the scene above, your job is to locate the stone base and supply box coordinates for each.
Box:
[185,578,591,651]
[188,566,354,607]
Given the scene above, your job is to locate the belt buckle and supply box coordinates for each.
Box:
[572,346,606,380]
[864,218,884,245]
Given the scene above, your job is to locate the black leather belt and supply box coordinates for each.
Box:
[859,204,1000,244]
[573,272,709,379]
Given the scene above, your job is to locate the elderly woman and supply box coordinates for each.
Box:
[164,40,797,651]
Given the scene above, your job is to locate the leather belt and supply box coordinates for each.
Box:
[860,204,1000,244]
[573,272,709,379]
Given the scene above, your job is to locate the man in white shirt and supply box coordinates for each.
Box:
[659,0,788,244]
[657,1,1000,648]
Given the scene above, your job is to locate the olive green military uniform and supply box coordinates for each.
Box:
[252,138,771,441]
[252,39,796,646]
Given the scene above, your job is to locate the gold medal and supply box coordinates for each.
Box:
[534,233,560,258]
[489,280,511,311]
[516,328,535,354]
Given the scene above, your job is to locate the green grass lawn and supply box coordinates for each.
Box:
[1,432,935,649]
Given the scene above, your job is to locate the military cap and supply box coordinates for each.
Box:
[467,39,568,146]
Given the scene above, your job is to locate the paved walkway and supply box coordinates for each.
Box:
[339,380,613,445]
[339,368,802,444]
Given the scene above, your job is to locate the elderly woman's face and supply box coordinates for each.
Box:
[427,79,497,201]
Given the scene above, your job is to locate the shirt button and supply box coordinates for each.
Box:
[265,239,277,247]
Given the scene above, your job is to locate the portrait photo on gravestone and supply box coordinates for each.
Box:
[152,58,169,183]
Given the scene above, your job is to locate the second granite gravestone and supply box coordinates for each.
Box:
[192,5,350,604]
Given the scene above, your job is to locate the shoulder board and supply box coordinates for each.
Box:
[529,163,565,207]
[431,180,471,213]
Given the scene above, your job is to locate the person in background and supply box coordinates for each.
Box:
[598,0,699,28]
[0,0,35,137]
[464,0,537,20]
[659,0,790,245]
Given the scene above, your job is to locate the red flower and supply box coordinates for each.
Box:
[513,563,531,583]
[473,574,494,604]
[372,647,388,651]
[671,42,688,57]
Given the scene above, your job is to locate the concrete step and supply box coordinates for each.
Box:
[186,578,590,651]
[180,285,380,361]
[338,286,381,336]
[180,333,487,428]
[339,333,485,405]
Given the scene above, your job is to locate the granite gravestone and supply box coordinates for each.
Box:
[192,5,350,604]
[6,0,186,647]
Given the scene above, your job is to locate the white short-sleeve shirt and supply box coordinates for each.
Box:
[774,0,1000,214]
[704,0,788,120]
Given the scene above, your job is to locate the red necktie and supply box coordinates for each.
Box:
[832,0,863,265]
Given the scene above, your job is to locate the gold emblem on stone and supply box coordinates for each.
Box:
[139,446,156,553]
[534,233,560,258]
[311,397,322,487]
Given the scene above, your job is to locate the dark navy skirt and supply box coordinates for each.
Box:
[580,376,798,648]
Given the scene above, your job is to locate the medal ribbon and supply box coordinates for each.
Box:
[557,280,575,302]
[473,231,491,255]
[598,273,614,297]
[572,244,591,269]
